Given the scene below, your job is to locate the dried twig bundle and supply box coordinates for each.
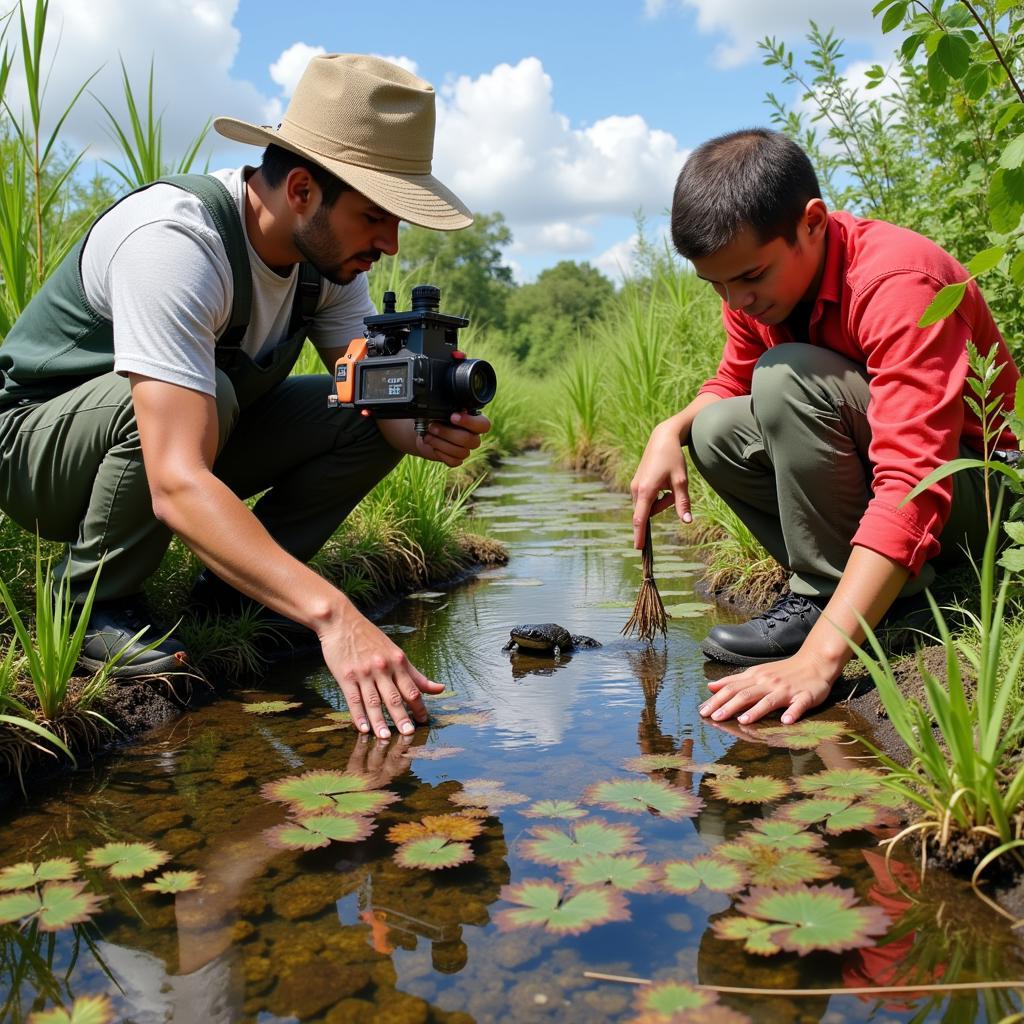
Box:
[621,519,669,643]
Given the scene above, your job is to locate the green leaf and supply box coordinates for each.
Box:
[521,799,589,820]
[901,32,924,61]
[241,700,302,715]
[0,889,42,925]
[0,858,78,891]
[34,882,104,931]
[989,168,1024,233]
[583,777,703,820]
[264,813,376,851]
[999,546,1024,572]
[735,884,890,954]
[28,995,114,1024]
[712,844,838,886]
[562,854,660,892]
[260,771,397,815]
[495,879,630,935]
[1009,252,1024,288]
[706,774,792,804]
[661,856,747,895]
[394,836,475,870]
[881,2,908,33]
[713,914,782,956]
[780,797,887,834]
[795,768,886,800]
[662,602,712,618]
[963,62,990,101]
[917,282,967,327]
[622,753,739,776]
[142,870,204,894]
[634,981,715,1017]
[966,246,1005,277]
[85,842,170,879]
[740,818,825,851]
[757,720,847,749]
[1000,132,1024,171]
[935,32,971,78]
[520,818,641,865]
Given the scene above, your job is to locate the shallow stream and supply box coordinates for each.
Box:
[1,452,1022,1023]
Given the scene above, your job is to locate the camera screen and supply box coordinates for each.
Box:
[360,363,409,401]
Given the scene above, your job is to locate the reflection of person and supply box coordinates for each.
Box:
[0,55,487,738]
[630,128,1020,725]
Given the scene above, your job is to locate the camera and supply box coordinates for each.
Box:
[329,284,497,437]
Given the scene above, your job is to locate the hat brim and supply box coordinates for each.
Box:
[214,116,473,232]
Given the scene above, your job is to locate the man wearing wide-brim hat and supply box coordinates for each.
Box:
[0,54,487,738]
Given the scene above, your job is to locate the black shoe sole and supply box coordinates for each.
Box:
[78,652,188,679]
[699,638,788,666]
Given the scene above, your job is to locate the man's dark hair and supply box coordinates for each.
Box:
[259,143,353,207]
[670,129,821,260]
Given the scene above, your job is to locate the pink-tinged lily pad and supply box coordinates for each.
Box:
[728,884,891,955]
[795,768,886,800]
[521,819,641,866]
[622,753,740,777]
[85,842,170,880]
[632,981,714,1018]
[0,881,105,931]
[780,798,887,835]
[402,745,464,760]
[264,813,376,851]
[495,879,630,935]
[712,914,785,956]
[28,994,114,1024]
[0,859,79,891]
[261,771,397,816]
[142,870,204,894]
[387,815,485,845]
[757,720,848,749]
[738,819,825,852]
[521,799,589,820]
[241,700,303,714]
[712,844,838,887]
[584,777,703,821]
[562,854,661,893]
[706,774,792,804]
[394,836,475,871]
[661,856,748,895]
[450,784,528,810]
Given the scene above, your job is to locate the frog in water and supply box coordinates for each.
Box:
[502,623,602,656]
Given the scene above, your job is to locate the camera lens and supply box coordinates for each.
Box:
[449,358,497,408]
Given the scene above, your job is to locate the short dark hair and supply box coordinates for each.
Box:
[259,143,353,207]
[670,129,821,260]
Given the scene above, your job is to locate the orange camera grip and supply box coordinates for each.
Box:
[334,337,369,404]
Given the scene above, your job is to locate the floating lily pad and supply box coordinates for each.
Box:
[495,879,630,935]
[622,754,740,777]
[719,884,890,955]
[521,819,641,866]
[706,774,792,804]
[402,745,464,760]
[388,815,485,845]
[521,799,589,820]
[661,856,748,895]
[780,798,888,835]
[241,700,303,714]
[584,777,703,821]
[795,768,886,800]
[323,711,353,723]
[28,995,114,1024]
[632,981,714,1018]
[450,788,528,810]
[261,771,398,816]
[712,844,838,887]
[738,819,825,852]
[142,870,204,894]
[306,723,347,733]
[0,881,104,931]
[758,720,848,749]
[432,711,493,727]
[85,842,170,880]
[394,836,475,871]
[0,859,79,891]
[264,813,376,851]
[712,915,785,956]
[562,854,661,893]
[663,602,712,618]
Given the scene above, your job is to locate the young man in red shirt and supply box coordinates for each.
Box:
[630,128,1019,726]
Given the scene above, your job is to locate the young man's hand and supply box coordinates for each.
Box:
[630,420,694,548]
[415,411,490,468]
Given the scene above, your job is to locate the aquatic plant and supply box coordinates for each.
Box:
[711,843,838,887]
[520,819,641,866]
[779,798,889,835]
[431,711,493,728]
[261,770,399,816]
[562,854,661,893]
[627,982,721,1023]
[142,870,203,894]
[240,700,303,715]
[449,779,527,810]
[583,777,703,821]
[84,842,169,880]
[28,995,114,1024]
[521,799,589,820]
[0,860,78,891]
[661,602,712,618]
[387,815,485,845]
[705,774,792,804]
[0,882,104,932]
[394,836,474,871]
[401,744,463,760]
[661,857,747,896]
[264,813,376,852]
[622,753,740,777]
[756,720,849,749]
[736,819,825,852]
[495,879,630,935]
[712,884,890,956]
[794,768,888,800]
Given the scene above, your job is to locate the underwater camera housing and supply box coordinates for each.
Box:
[329,284,497,437]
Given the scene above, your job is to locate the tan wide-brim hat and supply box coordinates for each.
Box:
[214,53,472,231]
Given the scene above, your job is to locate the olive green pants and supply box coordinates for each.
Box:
[0,371,402,600]
[687,345,991,600]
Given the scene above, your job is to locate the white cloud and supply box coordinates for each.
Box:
[595,234,642,284]
[269,43,326,97]
[535,222,595,251]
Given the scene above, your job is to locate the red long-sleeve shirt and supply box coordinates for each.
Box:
[696,211,1020,576]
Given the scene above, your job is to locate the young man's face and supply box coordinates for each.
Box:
[691,200,828,325]
[294,189,401,286]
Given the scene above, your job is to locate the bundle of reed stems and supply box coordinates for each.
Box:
[621,519,669,643]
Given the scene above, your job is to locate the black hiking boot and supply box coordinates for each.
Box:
[701,592,824,666]
[80,597,189,678]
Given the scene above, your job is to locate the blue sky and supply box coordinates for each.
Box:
[17,0,891,281]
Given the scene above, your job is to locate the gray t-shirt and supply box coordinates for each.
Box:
[80,166,375,396]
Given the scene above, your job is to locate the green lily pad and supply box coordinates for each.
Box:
[795,768,886,800]
[780,797,887,834]
[402,745,464,760]
[394,836,475,870]
[432,711,493,727]
[495,879,630,935]
[142,870,204,894]
[757,720,848,749]
[28,995,114,1024]
[706,774,792,804]
[324,711,353,723]
[241,700,303,714]
[522,799,589,820]
[521,818,641,866]
[663,602,712,618]
[261,771,398,816]
[712,844,838,886]
[0,881,104,931]
[85,842,170,879]
[0,858,79,891]
[583,777,703,820]
[622,753,740,776]
[662,856,748,895]
[562,854,660,893]
[632,981,714,1017]
[738,819,825,852]
[264,813,376,851]
[306,723,347,733]
[712,914,785,956]
[728,884,890,955]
